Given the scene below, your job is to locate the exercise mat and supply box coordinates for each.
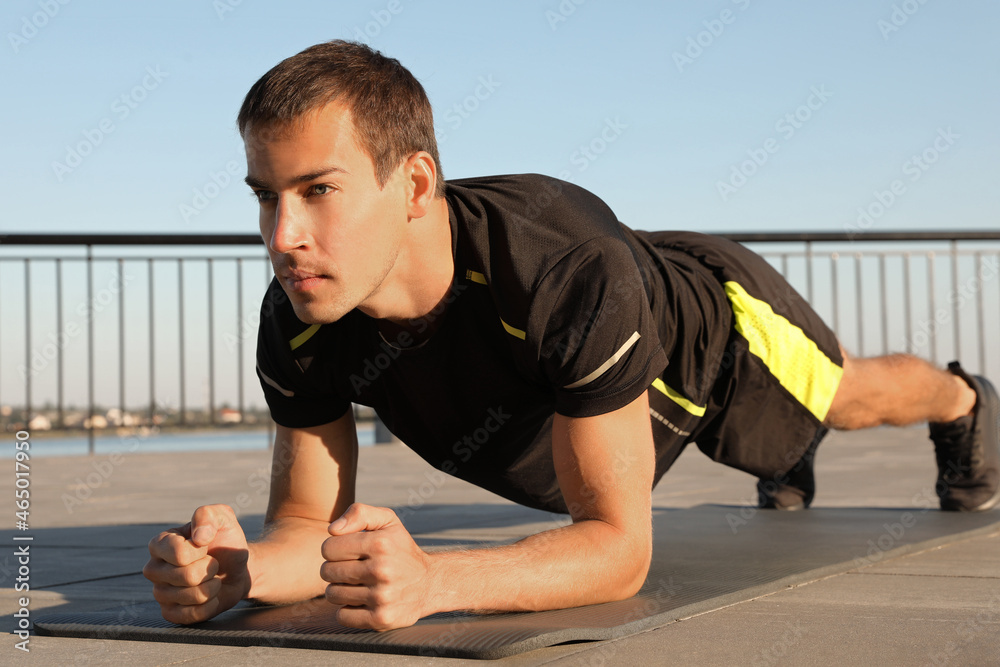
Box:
[35,505,1000,659]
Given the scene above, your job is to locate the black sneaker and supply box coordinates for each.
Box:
[758,427,825,511]
[928,362,1000,512]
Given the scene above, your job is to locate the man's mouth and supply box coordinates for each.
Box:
[283,269,327,292]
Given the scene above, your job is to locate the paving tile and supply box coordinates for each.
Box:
[862,532,1000,579]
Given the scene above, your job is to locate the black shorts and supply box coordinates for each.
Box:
[641,232,844,485]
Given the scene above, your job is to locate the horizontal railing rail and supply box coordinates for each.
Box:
[3,230,1000,245]
[0,234,263,246]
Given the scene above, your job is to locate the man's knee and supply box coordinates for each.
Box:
[824,347,880,430]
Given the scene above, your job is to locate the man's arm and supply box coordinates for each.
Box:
[246,412,359,603]
[144,408,357,622]
[320,390,655,629]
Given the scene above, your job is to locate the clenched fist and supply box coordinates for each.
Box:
[143,504,250,624]
[321,503,433,631]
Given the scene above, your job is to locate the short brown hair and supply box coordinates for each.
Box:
[238,40,444,196]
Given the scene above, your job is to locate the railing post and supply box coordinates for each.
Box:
[830,252,839,336]
[975,253,985,374]
[178,258,186,426]
[903,253,912,354]
[119,258,125,428]
[879,253,888,355]
[148,258,156,427]
[805,241,813,305]
[208,258,215,426]
[927,252,937,365]
[56,258,64,429]
[950,240,960,362]
[87,245,95,455]
[24,259,31,430]
[237,258,244,423]
[854,252,863,357]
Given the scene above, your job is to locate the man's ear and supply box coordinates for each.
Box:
[403,151,438,219]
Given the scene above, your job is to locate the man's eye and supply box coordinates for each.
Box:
[311,184,334,196]
[253,190,276,202]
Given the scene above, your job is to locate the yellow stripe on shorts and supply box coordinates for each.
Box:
[724,281,843,422]
[651,378,707,417]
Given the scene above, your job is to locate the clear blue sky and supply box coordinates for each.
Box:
[1,1,998,412]
[2,0,998,236]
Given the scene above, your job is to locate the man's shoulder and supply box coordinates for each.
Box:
[447,173,610,214]
[447,173,627,258]
[444,176,647,356]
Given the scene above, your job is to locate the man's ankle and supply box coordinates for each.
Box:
[934,373,976,424]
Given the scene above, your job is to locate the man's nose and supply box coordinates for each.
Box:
[269,198,307,254]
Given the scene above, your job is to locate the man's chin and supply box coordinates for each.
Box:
[289,299,348,325]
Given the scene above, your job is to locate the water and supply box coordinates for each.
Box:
[9,423,376,457]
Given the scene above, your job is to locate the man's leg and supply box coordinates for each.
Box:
[824,349,975,429]
[824,348,1000,512]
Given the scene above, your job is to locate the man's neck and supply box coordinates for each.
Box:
[357,195,454,335]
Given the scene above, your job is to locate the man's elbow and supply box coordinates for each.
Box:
[606,532,652,601]
[624,547,653,599]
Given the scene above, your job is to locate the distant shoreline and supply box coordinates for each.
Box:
[6,419,376,441]
[8,423,269,441]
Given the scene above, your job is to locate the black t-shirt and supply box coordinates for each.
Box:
[256,174,728,512]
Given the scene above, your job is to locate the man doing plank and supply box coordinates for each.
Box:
[144,40,1000,631]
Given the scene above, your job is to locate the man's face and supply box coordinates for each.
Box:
[245,103,408,324]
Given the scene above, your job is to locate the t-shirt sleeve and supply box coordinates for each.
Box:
[529,238,668,418]
[255,279,351,428]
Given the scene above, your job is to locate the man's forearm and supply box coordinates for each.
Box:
[246,516,331,604]
[424,517,651,616]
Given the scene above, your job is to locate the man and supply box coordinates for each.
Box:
[143,40,999,631]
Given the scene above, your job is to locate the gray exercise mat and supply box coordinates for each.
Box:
[34,505,1000,659]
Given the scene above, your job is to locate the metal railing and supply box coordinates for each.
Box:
[1,234,269,453]
[1,231,998,453]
